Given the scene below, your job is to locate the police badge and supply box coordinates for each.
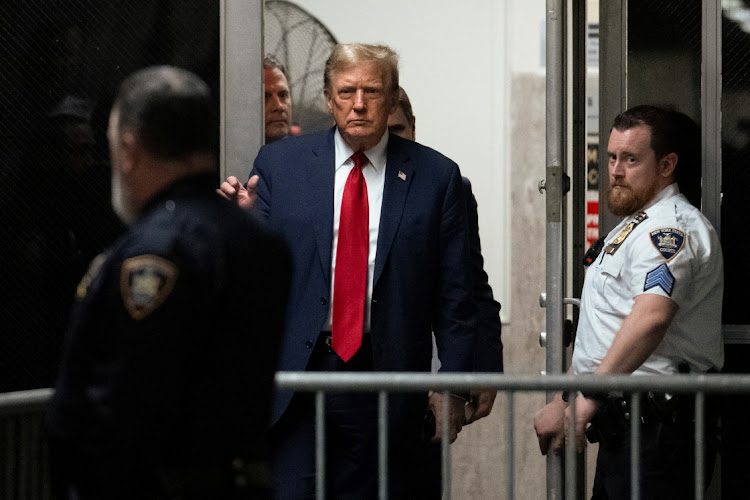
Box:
[649,228,685,261]
[120,255,178,320]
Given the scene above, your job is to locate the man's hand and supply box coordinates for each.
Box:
[429,392,467,443]
[217,175,258,209]
[534,394,566,456]
[565,393,602,453]
[465,388,497,424]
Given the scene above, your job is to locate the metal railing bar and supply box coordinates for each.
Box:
[695,391,705,500]
[4,374,750,414]
[378,391,388,500]
[630,393,641,500]
[506,391,515,500]
[3,418,15,500]
[275,372,750,395]
[20,414,31,500]
[30,413,40,500]
[565,393,577,500]
[315,390,325,500]
[441,391,451,500]
[0,389,54,414]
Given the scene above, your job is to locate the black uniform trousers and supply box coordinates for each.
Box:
[590,395,719,500]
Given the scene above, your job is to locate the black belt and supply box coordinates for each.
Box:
[319,331,334,352]
[586,392,694,445]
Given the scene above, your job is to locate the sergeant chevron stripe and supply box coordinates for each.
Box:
[644,263,675,296]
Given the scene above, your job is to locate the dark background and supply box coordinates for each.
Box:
[0,1,220,392]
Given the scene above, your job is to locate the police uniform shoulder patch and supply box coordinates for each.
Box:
[649,227,685,261]
[644,263,675,296]
[120,255,178,320]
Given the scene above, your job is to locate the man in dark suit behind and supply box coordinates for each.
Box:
[388,85,504,498]
[221,43,475,498]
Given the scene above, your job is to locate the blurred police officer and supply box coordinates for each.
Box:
[534,105,723,499]
[47,66,292,500]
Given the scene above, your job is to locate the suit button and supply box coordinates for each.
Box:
[320,297,327,305]
[305,340,314,349]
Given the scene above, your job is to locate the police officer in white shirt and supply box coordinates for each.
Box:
[534,105,723,499]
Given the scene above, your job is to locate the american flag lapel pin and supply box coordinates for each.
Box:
[397,170,406,181]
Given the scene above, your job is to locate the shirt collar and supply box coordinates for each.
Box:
[642,182,680,212]
[333,128,388,173]
[614,183,680,228]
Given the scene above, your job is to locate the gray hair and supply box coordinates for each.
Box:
[324,43,399,93]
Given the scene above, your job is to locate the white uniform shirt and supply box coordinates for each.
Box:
[572,183,724,375]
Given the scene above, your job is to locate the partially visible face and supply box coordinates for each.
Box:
[387,105,415,141]
[107,108,134,225]
[264,67,292,143]
[325,61,397,152]
[606,125,667,217]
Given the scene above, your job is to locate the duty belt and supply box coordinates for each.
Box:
[585,392,692,446]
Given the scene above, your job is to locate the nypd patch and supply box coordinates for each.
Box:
[120,255,178,320]
[644,263,675,296]
[649,228,685,261]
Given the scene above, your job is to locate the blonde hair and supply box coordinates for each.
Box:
[324,43,399,92]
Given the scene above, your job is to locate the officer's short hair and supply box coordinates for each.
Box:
[113,66,217,161]
[614,104,701,206]
[612,105,683,161]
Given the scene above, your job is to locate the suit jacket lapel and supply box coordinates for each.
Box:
[306,129,336,285]
[374,138,413,287]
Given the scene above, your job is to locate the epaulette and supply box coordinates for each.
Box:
[603,211,648,256]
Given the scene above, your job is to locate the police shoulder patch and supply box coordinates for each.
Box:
[120,255,178,320]
[649,227,685,261]
[644,263,675,296]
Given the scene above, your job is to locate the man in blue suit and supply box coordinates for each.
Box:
[222,43,474,499]
[388,85,504,498]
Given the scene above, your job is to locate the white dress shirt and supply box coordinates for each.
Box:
[323,129,388,332]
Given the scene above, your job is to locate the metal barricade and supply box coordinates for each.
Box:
[3,375,750,499]
[0,389,54,500]
[276,372,750,500]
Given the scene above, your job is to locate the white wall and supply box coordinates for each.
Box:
[288,0,547,323]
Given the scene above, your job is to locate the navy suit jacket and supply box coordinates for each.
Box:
[251,128,476,425]
[462,178,503,373]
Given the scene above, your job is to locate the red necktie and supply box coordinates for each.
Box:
[332,152,369,362]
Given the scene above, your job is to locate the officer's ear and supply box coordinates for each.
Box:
[661,152,678,180]
[119,129,141,174]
